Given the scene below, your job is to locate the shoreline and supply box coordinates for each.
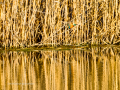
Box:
[0,44,120,51]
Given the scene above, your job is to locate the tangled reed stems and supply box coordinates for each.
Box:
[0,0,120,48]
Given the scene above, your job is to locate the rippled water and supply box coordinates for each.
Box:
[0,46,120,90]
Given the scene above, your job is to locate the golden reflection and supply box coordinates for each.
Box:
[0,47,120,90]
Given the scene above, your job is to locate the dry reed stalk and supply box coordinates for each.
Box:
[0,0,120,48]
[82,0,84,44]
[2,1,5,48]
[55,0,60,44]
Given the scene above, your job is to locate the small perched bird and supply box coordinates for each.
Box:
[68,23,77,29]
[68,23,77,37]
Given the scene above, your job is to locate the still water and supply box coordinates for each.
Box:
[0,46,120,90]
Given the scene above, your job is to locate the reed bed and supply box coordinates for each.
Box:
[0,0,120,48]
[0,47,120,90]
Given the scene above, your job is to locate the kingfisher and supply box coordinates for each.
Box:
[68,23,77,29]
[68,23,77,37]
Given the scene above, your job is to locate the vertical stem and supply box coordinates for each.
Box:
[94,0,97,44]
[3,1,5,48]
[29,0,32,46]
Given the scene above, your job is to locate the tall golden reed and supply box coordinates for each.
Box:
[0,0,120,48]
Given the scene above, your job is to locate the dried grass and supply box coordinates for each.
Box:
[0,0,120,48]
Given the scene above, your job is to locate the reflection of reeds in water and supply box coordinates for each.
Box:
[0,47,120,90]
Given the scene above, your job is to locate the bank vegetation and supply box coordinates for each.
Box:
[0,0,120,48]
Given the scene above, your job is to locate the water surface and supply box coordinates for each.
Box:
[0,46,120,90]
